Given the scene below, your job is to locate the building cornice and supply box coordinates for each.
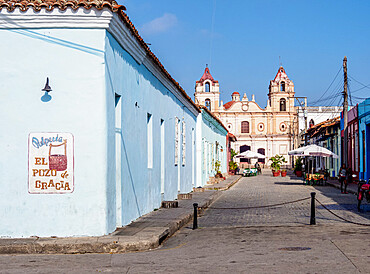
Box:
[202,111,228,136]
[0,7,113,28]
[109,13,147,64]
[0,7,200,117]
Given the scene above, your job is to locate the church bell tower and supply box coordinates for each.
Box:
[268,66,295,112]
[194,66,220,112]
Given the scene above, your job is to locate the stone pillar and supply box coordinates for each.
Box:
[251,115,256,134]
[267,114,271,134]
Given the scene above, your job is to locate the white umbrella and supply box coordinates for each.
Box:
[288,144,338,158]
[288,144,338,175]
[235,150,266,159]
[287,146,307,155]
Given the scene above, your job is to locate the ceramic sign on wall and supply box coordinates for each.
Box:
[28,133,74,194]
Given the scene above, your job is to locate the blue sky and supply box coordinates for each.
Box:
[120,0,370,108]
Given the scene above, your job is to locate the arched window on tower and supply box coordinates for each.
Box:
[241,121,250,133]
[280,98,286,111]
[205,99,211,111]
[205,82,210,92]
[309,119,315,128]
[280,81,285,92]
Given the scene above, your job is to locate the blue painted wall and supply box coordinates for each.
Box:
[104,32,197,227]
[0,27,198,237]
[196,109,227,187]
[359,98,370,180]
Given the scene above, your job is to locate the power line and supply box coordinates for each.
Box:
[308,91,342,106]
[308,66,342,105]
[308,89,342,106]
[352,95,370,100]
[348,75,370,93]
[309,73,343,106]
[307,95,343,122]
[313,85,343,117]
[348,80,353,106]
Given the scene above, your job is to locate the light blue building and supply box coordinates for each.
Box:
[0,1,199,237]
[358,98,370,181]
[196,106,228,187]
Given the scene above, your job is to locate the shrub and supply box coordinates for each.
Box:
[269,154,287,171]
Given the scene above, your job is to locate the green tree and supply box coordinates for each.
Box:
[229,149,238,171]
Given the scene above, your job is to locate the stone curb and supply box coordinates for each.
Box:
[0,176,240,255]
[204,175,242,191]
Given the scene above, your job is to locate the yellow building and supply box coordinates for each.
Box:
[195,66,298,167]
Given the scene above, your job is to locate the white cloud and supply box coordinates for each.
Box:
[140,13,178,36]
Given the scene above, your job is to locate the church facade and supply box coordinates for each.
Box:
[194,66,298,167]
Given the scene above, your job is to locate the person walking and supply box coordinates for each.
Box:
[255,162,261,175]
[339,164,347,194]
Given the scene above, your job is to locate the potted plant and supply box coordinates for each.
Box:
[229,161,238,175]
[214,160,223,178]
[294,157,303,177]
[281,169,287,177]
[269,154,287,177]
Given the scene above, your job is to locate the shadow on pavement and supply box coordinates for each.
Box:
[282,173,370,221]
[313,184,370,216]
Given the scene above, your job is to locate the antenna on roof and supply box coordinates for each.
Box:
[279,56,282,67]
[206,64,208,68]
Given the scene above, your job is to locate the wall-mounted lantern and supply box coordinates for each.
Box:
[41,77,52,102]
[42,77,52,92]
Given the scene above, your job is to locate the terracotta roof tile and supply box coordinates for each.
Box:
[308,116,340,132]
[223,101,235,110]
[0,0,122,12]
[108,9,200,113]
[228,132,237,142]
[307,116,340,138]
[197,105,228,132]
[196,67,218,84]
[273,66,290,82]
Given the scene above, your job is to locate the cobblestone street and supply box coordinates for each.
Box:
[2,172,370,273]
[199,171,370,227]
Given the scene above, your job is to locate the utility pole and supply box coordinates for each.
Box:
[304,97,308,145]
[294,97,308,146]
[343,56,348,167]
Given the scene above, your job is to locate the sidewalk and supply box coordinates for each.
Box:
[290,171,359,195]
[0,175,241,255]
[325,178,358,195]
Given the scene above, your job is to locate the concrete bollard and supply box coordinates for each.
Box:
[310,192,316,225]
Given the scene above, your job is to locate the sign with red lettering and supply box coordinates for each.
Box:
[28,133,74,194]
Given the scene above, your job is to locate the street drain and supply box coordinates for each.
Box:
[279,247,311,251]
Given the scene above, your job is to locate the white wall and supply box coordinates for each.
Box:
[297,106,342,133]
[0,28,110,237]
